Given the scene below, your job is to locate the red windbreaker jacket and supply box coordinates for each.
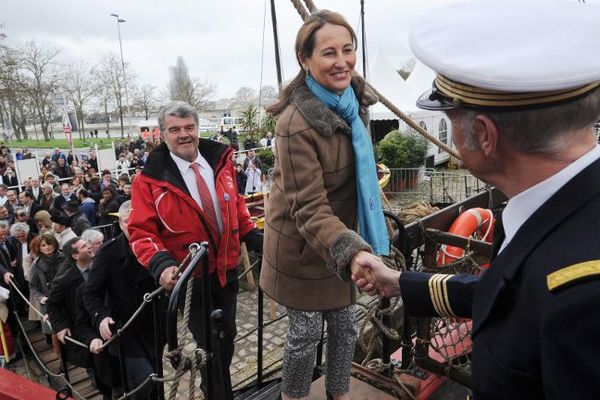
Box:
[129,140,256,287]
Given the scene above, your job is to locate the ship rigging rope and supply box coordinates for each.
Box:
[287,0,461,159]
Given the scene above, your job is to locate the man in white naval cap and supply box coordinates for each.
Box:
[354,1,600,399]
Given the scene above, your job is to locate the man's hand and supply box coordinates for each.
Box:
[351,251,402,297]
[89,338,103,354]
[3,272,13,285]
[40,296,48,305]
[159,266,180,290]
[57,328,70,344]
[99,317,115,340]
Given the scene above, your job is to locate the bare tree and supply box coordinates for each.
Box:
[167,57,216,110]
[21,41,61,141]
[259,85,277,100]
[62,58,95,140]
[132,83,157,120]
[236,86,256,101]
[0,41,31,140]
[94,52,135,138]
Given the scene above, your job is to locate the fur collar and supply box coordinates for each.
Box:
[291,75,378,137]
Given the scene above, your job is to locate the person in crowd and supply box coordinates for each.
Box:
[39,183,58,211]
[243,132,257,150]
[259,131,275,148]
[242,148,261,171]
[41,153,52,168]
[70,176,84,194]
[13,207,36,235]
[51,147,67,163]
[80,229,104,257]
[259,10,389,400]
[77,189,97,227]
[100,170,115,191]
[96,186,119,227]
[67,150,78,166]
[128,101,263,400]
[28,176,43,203]
[353,2,600,399]
[46,237,102,389]
[115,155,130,176]
[87,151,98,172]
[117,181,132,205]
[244,160,262,196]
[23,236,42,325]
[0,205,12,224]
[18,191,41,223]
[51,211,77,250]
[53,183,77,211]
[3,168,18,188]
[86,176,102,203]
[33,210,54,235]
[84,201,165,400]
[63,201,92,236]
[0,184,8,206]
[5,189,19,217]
[28,233,64,338]
[44,173,60,193]
[54,158,74,179]
[235,164,247,195]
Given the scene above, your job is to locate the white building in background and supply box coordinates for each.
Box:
[368,54,459,167]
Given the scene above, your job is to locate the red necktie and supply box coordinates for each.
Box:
[190,163,220,245]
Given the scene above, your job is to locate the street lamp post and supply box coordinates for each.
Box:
[110,13,132,138]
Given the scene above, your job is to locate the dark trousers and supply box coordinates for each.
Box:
[187,270,238,400]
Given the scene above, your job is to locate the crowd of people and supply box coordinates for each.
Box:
[0,138,165,399]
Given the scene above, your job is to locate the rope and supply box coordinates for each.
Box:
[397,201,439,224]
[303,0,317,12]
[11,311,87,400]
[289,0,310,21]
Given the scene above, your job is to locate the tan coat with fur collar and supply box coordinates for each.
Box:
[259,77,378,311]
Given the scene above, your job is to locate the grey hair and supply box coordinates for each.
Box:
[42,183,53,190]
[449,87,600,154]
[157,101,199,133]
[10,222,30,236]
[81,229,104,245]
[118,200,131,221]
[0,220,10,231]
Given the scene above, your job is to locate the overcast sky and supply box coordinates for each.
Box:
[2,0,596,109]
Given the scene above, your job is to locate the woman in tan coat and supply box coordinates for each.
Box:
[260,10,389,400]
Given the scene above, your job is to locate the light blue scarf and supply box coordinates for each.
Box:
[306,75,389,256]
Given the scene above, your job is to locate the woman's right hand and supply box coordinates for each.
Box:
[41,296,47,304]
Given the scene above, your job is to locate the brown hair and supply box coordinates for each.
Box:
[267,10,357,116]
[34,210,53,229]
[39,233,59,252]
[29,235,42,256]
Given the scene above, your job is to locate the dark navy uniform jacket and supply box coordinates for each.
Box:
[400,157,600,400]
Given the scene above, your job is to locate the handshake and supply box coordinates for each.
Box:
[349,250,401,298]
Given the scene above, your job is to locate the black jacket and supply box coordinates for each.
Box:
[69,211,92,236]
[46,260,91,367]
[83,233,166,358]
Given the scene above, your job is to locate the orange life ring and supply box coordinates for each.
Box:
[437,207,495,268]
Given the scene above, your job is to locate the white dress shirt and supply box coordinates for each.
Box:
[170,151,223,233]
[500,145,600,253]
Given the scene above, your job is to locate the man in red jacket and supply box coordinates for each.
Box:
[129,101,263,399]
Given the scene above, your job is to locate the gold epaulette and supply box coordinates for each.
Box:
[547,260,600,292]
[428,274,456,317]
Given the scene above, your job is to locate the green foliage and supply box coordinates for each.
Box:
[241,104,259,140]
[376,130,428,168]
[256,148,275,175]
[259,113,276,135]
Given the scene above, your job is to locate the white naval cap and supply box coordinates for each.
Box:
[409,1,600,110]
